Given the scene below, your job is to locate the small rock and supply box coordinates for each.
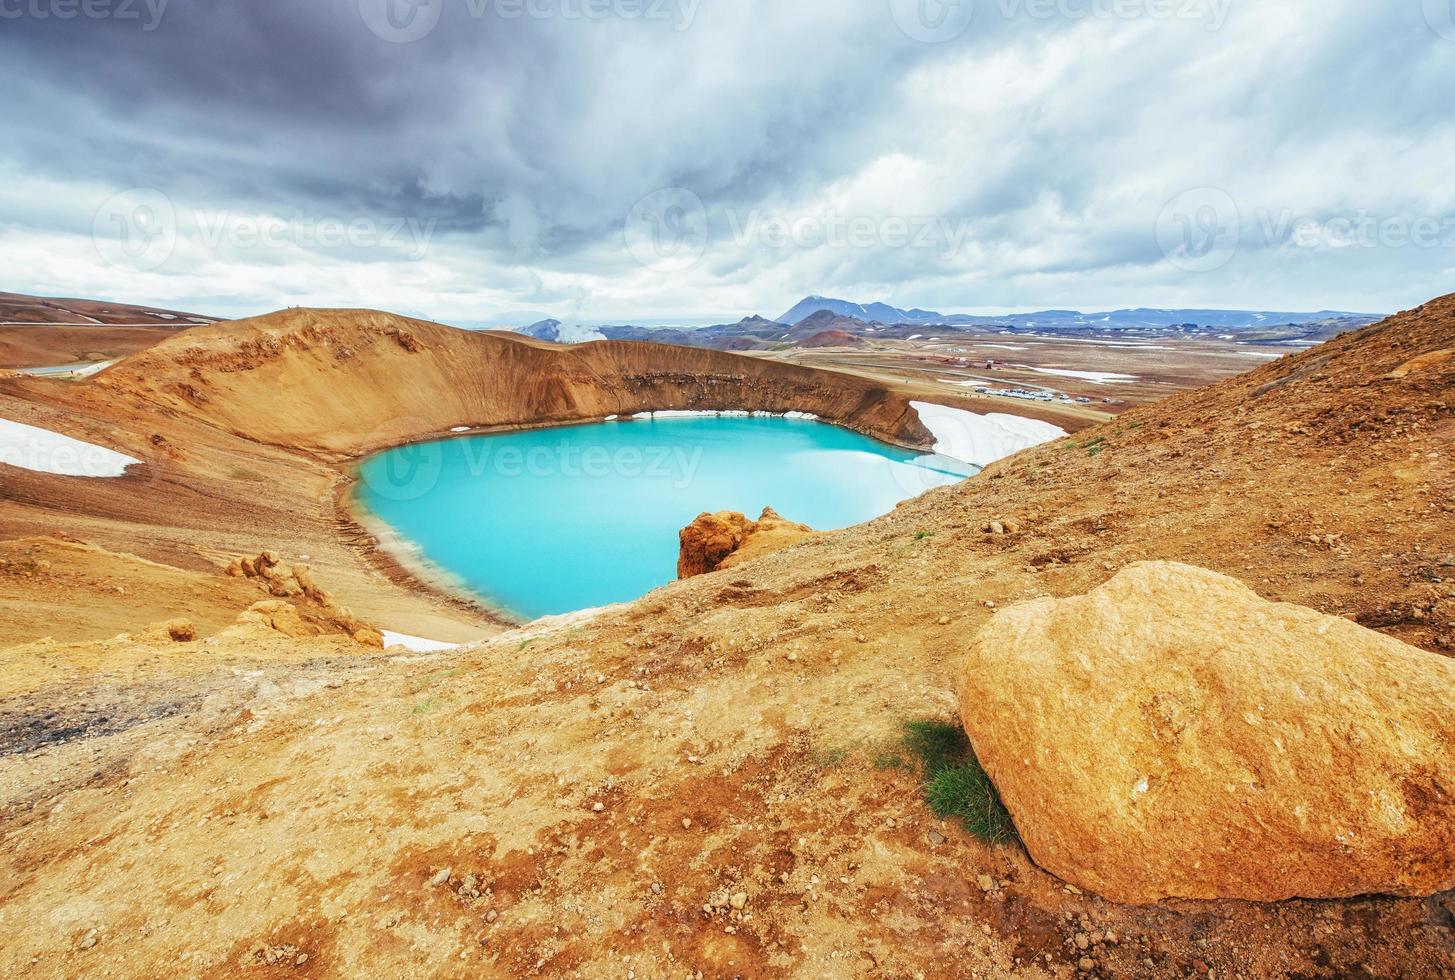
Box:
[926,830,947,847]
[1075,932,1091,950]
[1079,956,1096,972]
[592,801,605,813]
[682,817,693,829]
[977,874,996,893]
[77,929,98,950]
[937,615,951,626]
[428,867,452,887]
[730,892,748,910]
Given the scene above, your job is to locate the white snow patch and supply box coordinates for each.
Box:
[1237,351,1284,359]
[0,418,140,478]
[910,401,1066,468]
[451,426,471,433]
[630,409,817,421]
[907,334,923,341]
[380,630,459,653]
[1027,368,1138,384]
[979,344,1030,351]
[604,414,619,421]
[1046,338,1171,350]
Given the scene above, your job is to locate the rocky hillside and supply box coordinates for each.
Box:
[0,296,1451,977]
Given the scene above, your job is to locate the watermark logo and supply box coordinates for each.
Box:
[889,0,976,43]
[93,188,177,272]
[358,0,444,42]
[1155,186,1240,272]
[0,0,171,30]
[1423,0,1455,41]
[359,419,446,501]
[625,187,708,272]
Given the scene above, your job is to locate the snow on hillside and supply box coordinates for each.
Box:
[911,401,1066,468]
[0,418,140,477]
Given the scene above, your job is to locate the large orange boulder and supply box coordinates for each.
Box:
[678,507,814,578]
[958,561,1455,904]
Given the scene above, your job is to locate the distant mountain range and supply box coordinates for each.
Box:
[513,295,1383,351]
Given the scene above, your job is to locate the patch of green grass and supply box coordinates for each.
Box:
[914,530,934,541]
[925,762,1018,844]
[1086,445,1105,458]
[899,719,1017,845]
[810,744,852,769]
[412,696,443,715]
[409,667,461,694]
[873,749,910,772]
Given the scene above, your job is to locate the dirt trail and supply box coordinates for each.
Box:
[0,298,1453,976]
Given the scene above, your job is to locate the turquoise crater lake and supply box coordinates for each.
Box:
[356,414,972,620]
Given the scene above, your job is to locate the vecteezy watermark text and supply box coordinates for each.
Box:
[358,0,700,43]
[192,211,437,258]
[92,188,437,271]
[0,0,169,29]
[360,435,706,501]
[889,0,1230,43]
[1256,210,1455,250]
[623,186,977,272]
[1156,186,1455,272]
[727,210,974,259]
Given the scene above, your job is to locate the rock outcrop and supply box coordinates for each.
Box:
[678,507,815,578]
[957,562,1455,904]
[225,550,383,646]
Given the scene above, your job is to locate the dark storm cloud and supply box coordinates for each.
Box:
[0,0,956,250]
[1,0,1452,319]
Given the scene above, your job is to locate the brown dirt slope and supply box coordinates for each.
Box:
[0,297,1452,977]
[96,308,933,455]
[0,291,216,327]
[0,325,181,370]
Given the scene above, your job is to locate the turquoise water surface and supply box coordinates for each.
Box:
[356,415,971,620]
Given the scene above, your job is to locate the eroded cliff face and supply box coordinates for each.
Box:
[93,309,934,457]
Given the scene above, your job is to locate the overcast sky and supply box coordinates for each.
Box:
[2,0,1453,323]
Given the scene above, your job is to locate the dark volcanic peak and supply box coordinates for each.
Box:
[779,296,930,326]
